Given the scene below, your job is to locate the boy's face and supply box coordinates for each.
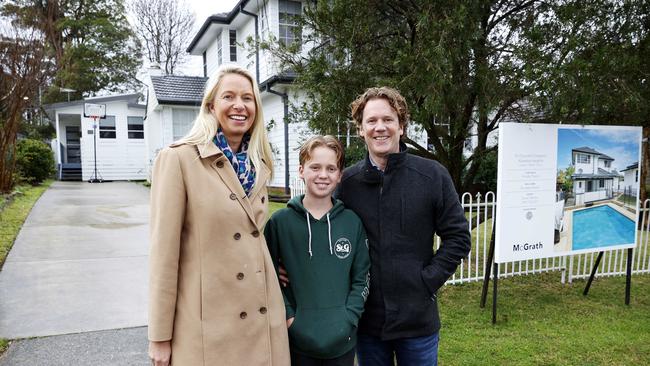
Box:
[299,146,342,200]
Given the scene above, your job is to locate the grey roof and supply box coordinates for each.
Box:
[621,162,638,172]
[572,146,614,160]
[573,167,619,179]
[151,75,207,106]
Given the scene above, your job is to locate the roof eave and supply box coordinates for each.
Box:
[186,0,252,54]
[157,100,203,106]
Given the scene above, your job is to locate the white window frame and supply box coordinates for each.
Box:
[577,154,591,164]
[172,109,199,141]
[229,29,237,62]
[278,0,302,47]
[99,115,116,139]
[127,116,144,139]
[217,31,223,66]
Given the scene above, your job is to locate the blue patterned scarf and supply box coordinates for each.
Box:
[213,129,256,196]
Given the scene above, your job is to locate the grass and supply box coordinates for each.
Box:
[0,338,8,355]
[438,272,650,365]
[269,201,286,216]
[0,180,52,269]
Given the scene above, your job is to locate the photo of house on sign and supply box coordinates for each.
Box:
[555,128,641,253]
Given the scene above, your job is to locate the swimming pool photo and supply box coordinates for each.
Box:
[572,204,636,250]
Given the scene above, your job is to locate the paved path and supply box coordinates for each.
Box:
[0,327,149,366]
[0,181,149,340]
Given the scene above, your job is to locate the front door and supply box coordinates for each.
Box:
[65,126,81,163]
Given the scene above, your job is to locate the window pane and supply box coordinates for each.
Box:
[127,116,144,139]
[99,115,116,128]
[173,109,199,141]
[100,131,116,138]
[279,0,302,47]
[99,116,116,139]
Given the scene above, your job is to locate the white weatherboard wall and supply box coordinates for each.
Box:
[263,88,310,188]
[623,168,637,192]
[80,100,146,181]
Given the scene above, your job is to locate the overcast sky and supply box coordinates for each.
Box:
[180,0,239,75]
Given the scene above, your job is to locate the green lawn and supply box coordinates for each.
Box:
[269,201,286,216]
[0,181,52,268]
[0,338,8,356]
[439,272,650,365]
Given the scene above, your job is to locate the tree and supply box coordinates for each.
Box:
[524,0,649,203]
[262,0,552,193]
[261,1,648,195]
[128,0,195,75]
[557,166,575,194]
[2,0,142,101]
[0,23,50,192]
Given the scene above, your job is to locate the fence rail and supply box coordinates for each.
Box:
[289,178,650,284]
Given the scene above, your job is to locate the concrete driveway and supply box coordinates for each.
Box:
[0,181,150,339]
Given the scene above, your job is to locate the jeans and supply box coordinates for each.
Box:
[356,332,439,366]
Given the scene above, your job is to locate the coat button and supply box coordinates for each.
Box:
[240,312,247,319]
[259,307,267,314]
[216,161,224,168]
[234,233,241,240]
[252,230,259,237]
[237,272,244,280]
[229,193,237,200]
[261,196,265,203]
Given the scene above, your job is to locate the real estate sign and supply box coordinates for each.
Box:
[495,123,642,263]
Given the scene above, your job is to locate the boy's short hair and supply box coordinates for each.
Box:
[350,86,410,130]
[299,135,345,171]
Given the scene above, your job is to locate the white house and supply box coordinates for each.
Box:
[570,146,619,205]
[144,0,427,190]
[143,69,207,175]
[620,162,639,194]
[45,93,147,181]
[182,0,311,192]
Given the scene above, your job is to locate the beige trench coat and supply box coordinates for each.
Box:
[148,142,290,366]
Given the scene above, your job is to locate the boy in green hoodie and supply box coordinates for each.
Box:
[264,135,370,366]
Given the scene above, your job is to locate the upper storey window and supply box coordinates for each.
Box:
[279,0,302,47]
[217,31,223,65]
[577,154,590,164]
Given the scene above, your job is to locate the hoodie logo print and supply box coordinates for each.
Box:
[334,238,351,259]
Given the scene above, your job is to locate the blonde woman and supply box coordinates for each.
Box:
[147,64,290,366]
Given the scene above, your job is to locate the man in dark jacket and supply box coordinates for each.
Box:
[336,87,471,365]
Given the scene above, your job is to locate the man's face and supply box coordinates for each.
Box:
[359,98,403,162]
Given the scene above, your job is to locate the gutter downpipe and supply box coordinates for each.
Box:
[266,86,290,194]
[240,5,260,83]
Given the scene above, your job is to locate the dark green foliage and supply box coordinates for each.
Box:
[14,139,55,185]
[343,138,367,168]
[471,149,497,194]
[1,0,142,101]
[259,0,648,194]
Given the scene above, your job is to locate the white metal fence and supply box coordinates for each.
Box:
[289,177,650,285]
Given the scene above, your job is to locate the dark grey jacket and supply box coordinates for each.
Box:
[337,147,470,340]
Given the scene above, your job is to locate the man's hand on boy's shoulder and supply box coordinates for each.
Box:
[286,317,294,328]
[278,264,290,287]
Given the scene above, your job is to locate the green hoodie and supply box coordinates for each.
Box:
[264,195,370,359]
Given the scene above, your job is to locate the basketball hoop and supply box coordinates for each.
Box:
[84,103,106,119]
[84,103,106,183]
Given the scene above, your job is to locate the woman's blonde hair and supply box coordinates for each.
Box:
[177,64,273,179]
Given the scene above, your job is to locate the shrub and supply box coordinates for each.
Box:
[15,139,55,184]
